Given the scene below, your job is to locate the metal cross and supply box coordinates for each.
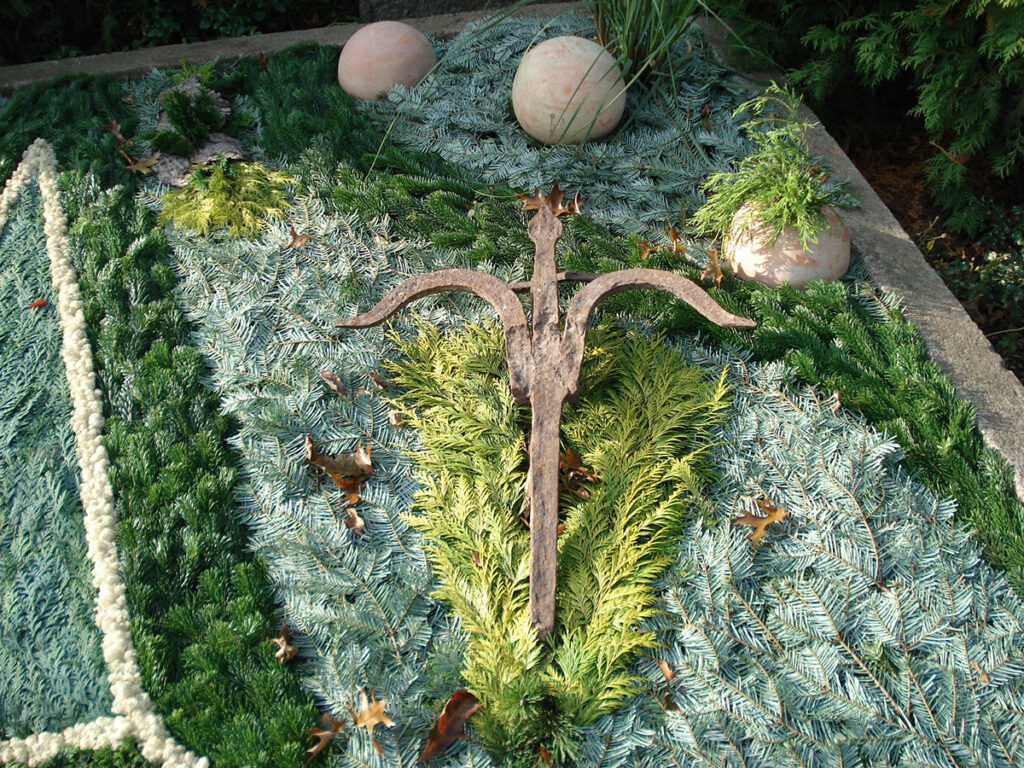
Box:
[335,185,755,641]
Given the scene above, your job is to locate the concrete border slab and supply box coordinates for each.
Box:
[3,3,1022,499]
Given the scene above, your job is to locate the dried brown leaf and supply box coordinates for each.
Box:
[306,435,373,505]
[369,371,390,391]
[269,621,298,664]
[105,121,133,147]
[518,182,582,217]
[389,411,405,429]
[120,148,160,176]
[701,248,723,289]
[349,688,395,733]
[306,714,345,765]
[417,689,480,763]
[287,226,312,250]
[732,497,788,545]
[657,659,676,682]
[320,371,348,398]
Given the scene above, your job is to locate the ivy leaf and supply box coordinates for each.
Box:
[732,497,788,545]
[305,435,373,505]
[319,371,348,398]
[417,689,480,763]
[305,714,345,765]
[268,621,298,664]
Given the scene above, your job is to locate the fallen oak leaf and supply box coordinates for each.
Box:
[417,689,480,763]
[344,507,365,534]
[369,371,390,391]
[306,714,346,765]
[657,659,676,682]
[104,120,133,147]
[701,248,723,289]
[972,660,990,684]
[732,497,788,545]
[518,182,581,217]
[306,435,372,506]
[350,688,395,733]
[665,224,686,254]
[559,448,598,483]
[119,148,160,176]
[287,226,311,250]
[27,299,47,310]
[319,371,348,398]
[350,688,394,755]
[389,411,405,429]
[268,621,298,664]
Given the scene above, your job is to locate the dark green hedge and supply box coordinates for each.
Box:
[715,0,1024,234]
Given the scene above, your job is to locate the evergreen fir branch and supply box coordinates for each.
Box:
[0,180,112,738]
[358,16,749,236]
[58,171,321,766]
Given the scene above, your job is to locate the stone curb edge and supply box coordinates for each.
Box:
[3,2,1021,500]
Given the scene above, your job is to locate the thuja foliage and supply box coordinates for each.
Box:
[0,182,112,737]
[716,0,1024,233]
[389,324,730,767]
[691,84,857,248]
[159,159,295,238]
[146,87,224,156]
[62,172,318,766]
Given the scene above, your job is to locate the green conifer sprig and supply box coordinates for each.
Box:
[0,182,112,737]
[158,159,296,238]
[389,323,730,766]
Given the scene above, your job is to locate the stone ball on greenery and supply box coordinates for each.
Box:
[337,21,436,100]
[726,204,850,289]
[511,36,627,145]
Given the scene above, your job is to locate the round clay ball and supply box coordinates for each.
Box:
[512,36,627,145]
[337,21,437,100]
[726,204,851,289]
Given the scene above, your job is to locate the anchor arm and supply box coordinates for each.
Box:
[335,269,533,401]
[507,272,599,293]
[560,268,756,396]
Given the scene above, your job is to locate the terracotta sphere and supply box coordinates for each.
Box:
[337,21,436,100]
[512,36,627,145]
[726,204,850,289]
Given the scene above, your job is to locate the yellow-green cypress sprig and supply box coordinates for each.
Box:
[388,322,730,767]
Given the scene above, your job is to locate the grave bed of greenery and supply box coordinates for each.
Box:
[1,15,1024,768]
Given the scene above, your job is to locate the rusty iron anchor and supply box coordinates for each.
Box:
[334,185,755,641]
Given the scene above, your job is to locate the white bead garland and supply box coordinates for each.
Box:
[0,140,209,768]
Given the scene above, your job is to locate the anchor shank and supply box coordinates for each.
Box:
[528,206,563,347]
[527,380,564,641]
